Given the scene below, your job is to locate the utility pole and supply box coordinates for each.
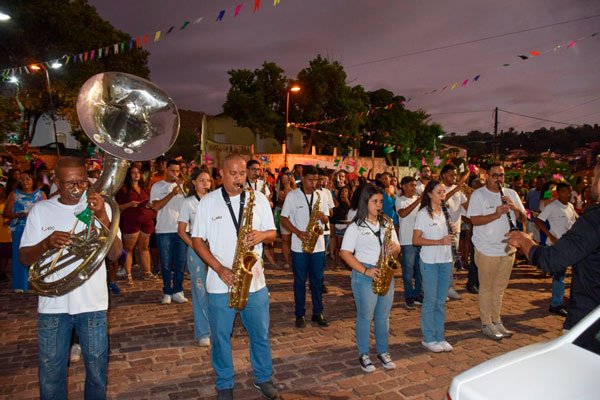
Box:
[493,106,499,161]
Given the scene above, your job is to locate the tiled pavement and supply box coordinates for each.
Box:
[0,257,565,399]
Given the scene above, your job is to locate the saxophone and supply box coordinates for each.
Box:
[372,214,400,296]
[228,187,260,311]
[302,191,324,253]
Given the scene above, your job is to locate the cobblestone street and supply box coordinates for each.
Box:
[0,257,565,399]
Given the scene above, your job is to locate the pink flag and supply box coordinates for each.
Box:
[421,157,427,166]
[568,41,576,48]
[462,79,469,86]
[235,4,243,16]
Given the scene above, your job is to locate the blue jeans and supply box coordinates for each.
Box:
[156,233,186,295]
[351,265,394,356]
[550,269,567,307]
[291,251,326,317]
[401,245,422,300]
[187,247,210,340]
[11,225,28,291]
[38,311,108,400]
[208,287,272,390]
[420,261,452,343]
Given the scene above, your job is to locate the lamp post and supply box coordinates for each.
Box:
[284,85,300,165]
[31,62,62,156]
[433,134,444,154]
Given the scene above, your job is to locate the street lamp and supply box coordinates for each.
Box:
[284,85,300,162]
[0,11,10,21]
[30,62,62,156]
[433,134,444,153]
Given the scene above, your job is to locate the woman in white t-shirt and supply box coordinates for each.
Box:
[412,180,454,353]
[340,184,400,373]
[177,169,212,347]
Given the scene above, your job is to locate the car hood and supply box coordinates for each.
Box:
[450,342,600,400]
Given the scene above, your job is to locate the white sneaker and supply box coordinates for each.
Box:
[161,294,172,305]
[437,340,454,352]
[70,344,81,362]
[172,291,188,303]
[198,337,211,347]
[359,354,376,373]
[447,288,461,300]
[116,266,126,277]
[377,352,396,369]
[421,341,444,353]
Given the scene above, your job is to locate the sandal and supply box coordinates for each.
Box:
[143,273,160,281]
[125,274,133,285]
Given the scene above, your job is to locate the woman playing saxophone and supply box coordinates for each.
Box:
[340,184,400,373]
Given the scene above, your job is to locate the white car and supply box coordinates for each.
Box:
[448,305,600,400]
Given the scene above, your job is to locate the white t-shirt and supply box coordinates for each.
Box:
[467,186,525,256]
[20,195,119,314]
[396,195,420,245]
[341,219,399,265]
[177,195,200,232]
[416,180,426,195]
[281,188,330,253]
[192,189,275,294]
[537,199,577,245]
[150,180,185,233]
[320,187,335,234]
[413,207,453,263]
[443,184,468,234]
[246,179,271,198]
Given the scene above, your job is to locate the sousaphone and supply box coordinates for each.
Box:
[29,72,180,296]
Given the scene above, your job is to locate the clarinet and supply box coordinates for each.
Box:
[497,183,520,232]
[440,201,463,269]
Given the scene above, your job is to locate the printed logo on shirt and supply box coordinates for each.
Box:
[212,215,223,222]
[485,205,496,211]
[428,222,439,227]
[42,225,55,232]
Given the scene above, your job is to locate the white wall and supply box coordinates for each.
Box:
[30,116,79,149]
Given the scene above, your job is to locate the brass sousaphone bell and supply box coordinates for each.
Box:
[29,72,180,296]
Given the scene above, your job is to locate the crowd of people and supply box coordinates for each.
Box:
[1,153,599,400]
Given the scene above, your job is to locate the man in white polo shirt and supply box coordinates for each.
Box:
[150,159,187,305]
[534,182,578,317]
[192,154,279,400]
[20,156,123,399]
[281,165,330,329]
[396,176,423,309]
[467,162,525,341]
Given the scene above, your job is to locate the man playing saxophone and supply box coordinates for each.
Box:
[280,165,330,328]
[192,154,279,400]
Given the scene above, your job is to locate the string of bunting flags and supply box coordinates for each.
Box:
[0,0,285,78]
[292,30,598,129]
[289,123,399,154]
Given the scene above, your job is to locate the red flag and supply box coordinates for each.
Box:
[254,0,260,12]
[144,34,149,47]
[461,79,469,86]
[529,50,541,56]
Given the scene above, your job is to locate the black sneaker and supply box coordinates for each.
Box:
[549,305,568,317]
[405,298,416,309]
[295,316,306,328]
[217,388,233,400]
[414,296,423,306]
[253,380,280,399]
[359,354,375,373]
[377,352,396,370]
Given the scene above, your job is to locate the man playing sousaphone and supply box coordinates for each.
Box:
[20,156,123,399]
[192,154,279,400]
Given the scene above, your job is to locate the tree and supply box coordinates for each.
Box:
[223,62,288,143]
[0,0,150,149]
[295,55,368,153]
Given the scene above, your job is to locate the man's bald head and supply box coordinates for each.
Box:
[55,156,86,178]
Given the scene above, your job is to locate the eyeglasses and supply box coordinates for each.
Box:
[491,173,505,179]
[59,179,89,189]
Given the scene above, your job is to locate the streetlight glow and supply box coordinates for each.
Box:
[0,12,10,21]
[50,62,62,69]
[8,76,19,84]
[290,86,301,92]
[29,64,42,71]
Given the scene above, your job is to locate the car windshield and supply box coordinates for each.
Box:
[573,314,600,356]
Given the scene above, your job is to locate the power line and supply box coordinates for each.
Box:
[498,108,580,127]
[346,14,600,69]
[429,109,491,116]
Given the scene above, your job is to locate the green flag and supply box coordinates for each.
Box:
[358,167,367,176]
[384,146,395,154]
[75,207,92,226]
[334,159,340,167]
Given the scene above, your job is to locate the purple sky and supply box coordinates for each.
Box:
[89,0,600,135]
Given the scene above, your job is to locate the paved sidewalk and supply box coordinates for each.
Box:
[0,258,565,399]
